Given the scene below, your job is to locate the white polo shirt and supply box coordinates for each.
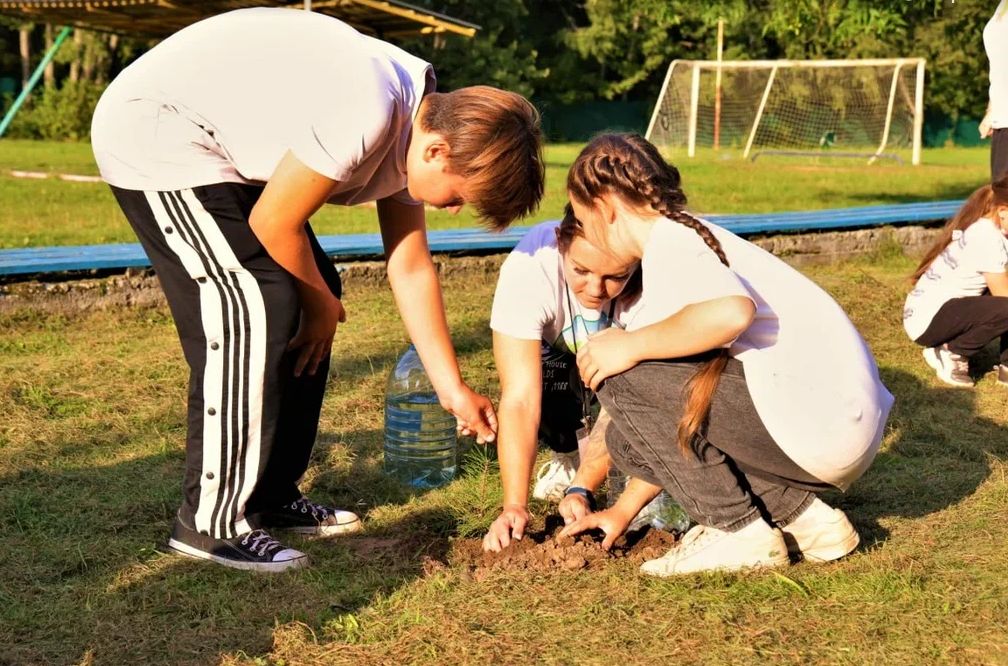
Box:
[627,217,894,490]
[91,8,434,205]
[904,218,1008,340]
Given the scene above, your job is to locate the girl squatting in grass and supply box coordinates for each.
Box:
[482,210,643,552]
[91,8,544,572]
[556,134,893,576]
[904,177,1008,388]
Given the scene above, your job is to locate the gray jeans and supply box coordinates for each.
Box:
[599,357,831,532]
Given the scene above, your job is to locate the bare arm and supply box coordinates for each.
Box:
[248,150,344,376]
[577,296,756,390]
[377,195,497,442]
[984,270,1008,297]
[483,333,541,552]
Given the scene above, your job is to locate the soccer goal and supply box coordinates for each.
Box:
[645,58,926,165]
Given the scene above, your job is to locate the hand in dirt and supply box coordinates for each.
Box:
[558,493,592,526]
[558,508,630,551]
[483,504,530,552]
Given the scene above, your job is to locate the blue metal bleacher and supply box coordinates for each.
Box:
[0,200,963,277]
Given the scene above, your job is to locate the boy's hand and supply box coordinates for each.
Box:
[288,291,346,376]
[576,327,636,390]
[441,384,497,444]
[483,503,530,552]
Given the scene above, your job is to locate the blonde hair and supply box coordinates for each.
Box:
[567,133,729,456]
[421,86,544,230]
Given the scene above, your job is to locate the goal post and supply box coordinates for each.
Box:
[645,57,926,165]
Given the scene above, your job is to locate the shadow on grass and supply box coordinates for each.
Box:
[0,439,461,665]
[834,366,1006,551]
[824,182,977,207]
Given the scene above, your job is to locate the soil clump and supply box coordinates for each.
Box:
[446,515,679,579]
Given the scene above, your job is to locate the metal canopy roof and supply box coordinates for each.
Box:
[0,0,479,39]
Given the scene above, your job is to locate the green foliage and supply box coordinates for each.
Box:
[5,80,103,140]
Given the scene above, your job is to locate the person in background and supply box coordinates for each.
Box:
[981,1,1008,179]
[904,177,1008,388]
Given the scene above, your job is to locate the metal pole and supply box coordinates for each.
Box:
[869,62,903,165]
[687,63,700,158]
[743,65,777,160]
[912,59,925,166]
[714,18,724,150]
[0,25,72,138]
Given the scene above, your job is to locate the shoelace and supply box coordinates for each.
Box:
[290,497,330,521]
[241,529,281,557]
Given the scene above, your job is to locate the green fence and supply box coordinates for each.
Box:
[539,98,986,149]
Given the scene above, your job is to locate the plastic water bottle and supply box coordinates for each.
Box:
[606,467,690,534]
[383,344,459,489]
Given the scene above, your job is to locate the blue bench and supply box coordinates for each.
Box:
[0,200,963,277]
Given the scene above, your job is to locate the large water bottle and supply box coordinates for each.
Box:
[606,467,690,534]
[384,344,459,489]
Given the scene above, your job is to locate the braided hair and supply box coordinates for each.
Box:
[566,133,730,456]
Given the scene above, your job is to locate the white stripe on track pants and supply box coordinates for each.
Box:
[110,182,342,538]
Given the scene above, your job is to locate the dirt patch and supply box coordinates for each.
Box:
[444,515,678,579]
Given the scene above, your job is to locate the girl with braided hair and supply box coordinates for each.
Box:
[559,133,893,576]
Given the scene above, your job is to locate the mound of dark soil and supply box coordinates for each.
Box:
[446,515,678,579]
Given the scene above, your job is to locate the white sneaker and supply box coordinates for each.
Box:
[532,451,579,501]
[922,345,973,387]
[781,497,860,563]
[639,518,789,576]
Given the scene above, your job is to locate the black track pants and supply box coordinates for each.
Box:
[111,183,342,538]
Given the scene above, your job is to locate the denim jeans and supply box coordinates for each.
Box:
[598,356,831,532]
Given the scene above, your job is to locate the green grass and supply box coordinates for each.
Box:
[0,140,991,248]
[2,251,1008,664]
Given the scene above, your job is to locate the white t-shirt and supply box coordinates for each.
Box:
[626,217,894,490]
[91,8,434,205]
[490,221,641,354]
[986,2,1008,129]
[903,218,1008,340]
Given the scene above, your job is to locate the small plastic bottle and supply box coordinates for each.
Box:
[606,466,690,534]
[383,344,458,489]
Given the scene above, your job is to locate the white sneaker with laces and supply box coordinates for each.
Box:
[780,497,860,563]
[922,345,973,387]
[532,451,579,501]
[639,517,789,576]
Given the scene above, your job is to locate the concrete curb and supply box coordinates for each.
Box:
[0,224,943,316]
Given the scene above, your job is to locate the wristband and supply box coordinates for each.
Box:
[564,486,596,511]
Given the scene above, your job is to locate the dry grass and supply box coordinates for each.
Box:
[2,250,1008,665]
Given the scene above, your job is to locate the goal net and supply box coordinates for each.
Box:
[645,58,925,165]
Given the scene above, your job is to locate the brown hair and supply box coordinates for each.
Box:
[557,203,642,300]
[911,175,1008,282]
[566,133,730,456]
[421,86,544,231]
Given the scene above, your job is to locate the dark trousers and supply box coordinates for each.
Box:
[538,345,590,454]
[915,296,1008,365]
[111,183,342,539]
[992,128,1008,181]
[597,357,831,532]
